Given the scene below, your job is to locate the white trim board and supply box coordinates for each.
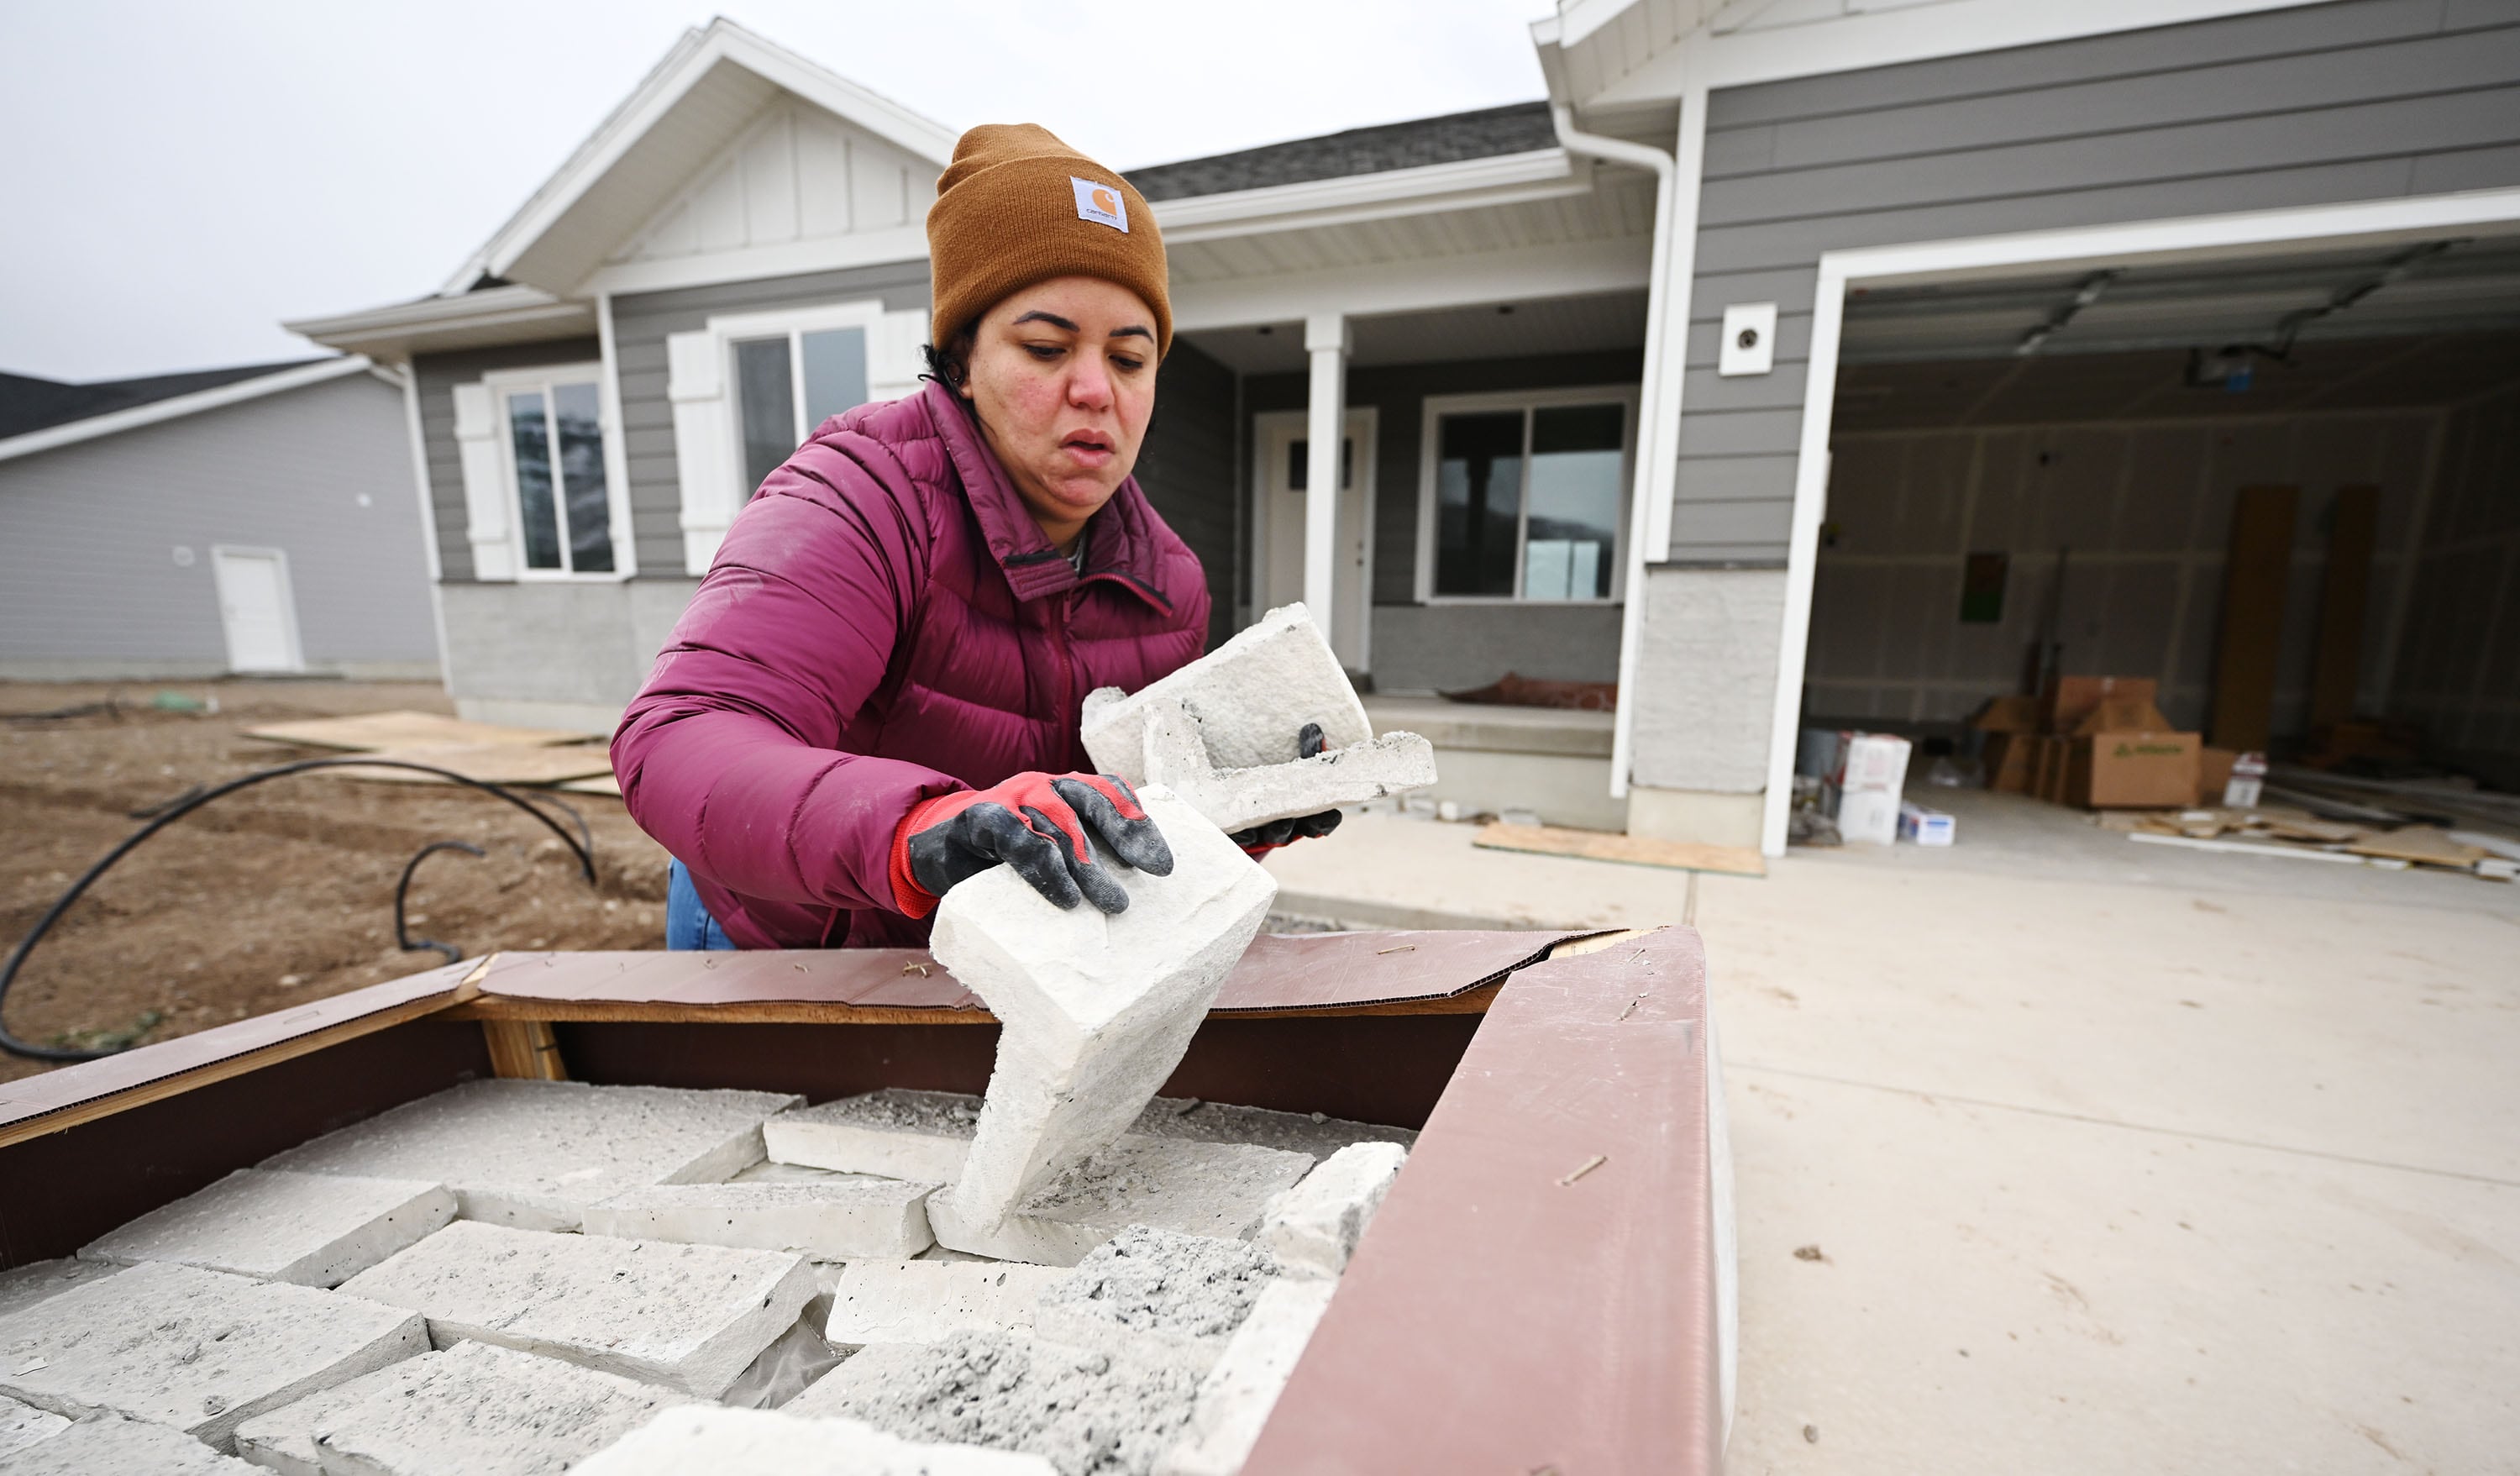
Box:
[0,358,372,465]
[1754,184,2520,859]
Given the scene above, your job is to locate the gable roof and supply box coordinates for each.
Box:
[1131,102,1558,202]
[0,357,375,466]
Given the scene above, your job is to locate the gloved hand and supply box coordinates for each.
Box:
[1230,722,1346,856]
[889,772,1172,917]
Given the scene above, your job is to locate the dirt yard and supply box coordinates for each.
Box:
[0,680,669,1084]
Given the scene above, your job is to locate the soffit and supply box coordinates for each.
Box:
[1186,287,1651,376]
[1166,173,1657,287]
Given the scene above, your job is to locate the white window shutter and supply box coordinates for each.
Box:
[868,308,929,403]
[451,381,516,580]
[668,328,735,575]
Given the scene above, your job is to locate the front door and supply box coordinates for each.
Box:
[210,545,303,673]
[1254,409,1374,673]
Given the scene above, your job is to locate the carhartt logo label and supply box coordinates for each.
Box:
[1071,176,1127,232]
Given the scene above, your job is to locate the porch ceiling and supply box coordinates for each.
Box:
[1166,174,1656,288]
[1184,288,1649,376]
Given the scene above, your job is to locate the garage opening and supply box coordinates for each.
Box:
[1798,231,2520,836]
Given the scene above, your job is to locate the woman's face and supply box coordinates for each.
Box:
[960,276,1159,549]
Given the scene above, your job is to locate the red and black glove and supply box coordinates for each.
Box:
[1229,722,1346,856]
[889,772,1172,918]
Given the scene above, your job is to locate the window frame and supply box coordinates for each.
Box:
[1413,384,1641,607]
[704,300,887,495]
[480,361,627,583]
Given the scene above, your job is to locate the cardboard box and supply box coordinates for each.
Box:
[2073,694,2173,736]
[1828,732,1912,844]
[2032,734,2072,804]
[1838,788,1902,846]
[2199,746,2238,798]
[2069,731,2203,809]
[1898,802,1955,846]
[2041,676,2160,734]
[1983,732,2034,794]
[1971,696,2041,735]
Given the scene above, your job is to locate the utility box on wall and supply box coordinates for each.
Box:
[1719,303,1777,376]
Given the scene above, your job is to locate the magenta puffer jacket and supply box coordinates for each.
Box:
[612,379,1211,949]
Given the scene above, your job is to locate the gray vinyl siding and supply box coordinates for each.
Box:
[612,261,932,575]
[1131,339,1238,649]
[1673,0,2520,563]
[0,370,435,675]
[412,337,602,584]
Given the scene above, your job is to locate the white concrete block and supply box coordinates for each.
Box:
[0,1392,68,1459]
[260,1080,801,1232]
[787,1329,1200,1476]
[1030,1227,1278,1375]
[0,1261,112,1323]
[822,1261,1067,1347]
[574,1405,1056,1476]
[584,1179,938,1258]
[336,1221,816,1399]
[77,1171,454,1288]
[1153,1277,1336,1476]
[1130,1097,1417,1163]
[762,1090,979,1182]
[1080,605,1435,832]
[1257,1141,1407,1279]
[731,1158,891,1186]
[0,1261,426,1452]
[929,1137,1314,1268]
[234,1339,691,1476]
[0,1413,258,1473]
[931,787,1275,1238]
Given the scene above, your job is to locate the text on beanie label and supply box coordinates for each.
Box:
[1070,176,1129,233]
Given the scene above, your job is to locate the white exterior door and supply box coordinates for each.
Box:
[1254,409,1374,672]
[210,546,303,673]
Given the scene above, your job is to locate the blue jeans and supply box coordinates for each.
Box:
[665,859,738,951]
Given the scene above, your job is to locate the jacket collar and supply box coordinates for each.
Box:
[919,380,1173,611]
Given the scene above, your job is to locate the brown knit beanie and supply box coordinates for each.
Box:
[926,123,1170,360]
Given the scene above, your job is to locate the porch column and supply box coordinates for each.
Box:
[1301,312,1349,638]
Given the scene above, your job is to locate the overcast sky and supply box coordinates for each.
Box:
[0,1,1552,382]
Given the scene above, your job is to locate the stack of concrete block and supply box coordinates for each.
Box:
[927,786,1278,1256]
[0,1261,426,1451]
[1152,1278,1337,1476]
[1257,1142,1408,1278]
[0,1412,259,1473]
[1130,1097,1418,1163]
[788,1327,1200,1476]
[1079,603,1436,833]
[1030,1228,1278,1374]
[0,1391,69,1458]
[585,1178,940,1259]
[77,1169,454,1288]
[260,1079,801,1230]
[337,1221,817,1399]
[763,1090,982,1181]
[824,1261,1068,1347]
[232,1339,691,1476]
[575,1405,1057,1475]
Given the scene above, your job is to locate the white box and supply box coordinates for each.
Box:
[1836,789,1901,845]
[1898,802,1955,846]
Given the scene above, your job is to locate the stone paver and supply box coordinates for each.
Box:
[575,1405,1055,1475]
[0,1412,258,1473]
[761,1090,979,1182]
[1153,1277,1336,1476]
[1031,1228,1277,1374]
[823,1260,1067,1347]
[931,1137,1312,1268]
[1128,1098,1415,1163]
[585,1179,938,1258]
[0,1262,113,1323]
[1257,1142,1405,1279]
[0,1391,68,1459]
[78,1170,454,1288]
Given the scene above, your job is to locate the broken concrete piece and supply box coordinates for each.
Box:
[1079,604,1435,833]
[0,1261,426,1452]
[337,1221,816,1399]
[931,787,1275,1238]
[762,1090,980,1182]
[260,1079,800,1231]
[574,1405,1057,1476]
[1258,1141,1407,1279]
[930,1137,1314,1268]
[0,1392,68,1458]
[1130,1097,1417,1163]
[0,1261,112,1323]
[788,1329,1200,1476]
[1152,1277,1336,1476]
[823,1260,1067,1347]
[236,1339,691,1476]
[77,1170,454,1288]
[0,1413,258,1473]
[584,1179,940,1258]
[1031,1227,1278,1375]
[731,1158,890,1186]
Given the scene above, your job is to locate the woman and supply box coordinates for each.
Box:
[613,123,1331,952]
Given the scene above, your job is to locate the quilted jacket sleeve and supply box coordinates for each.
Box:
[610,433,965,914]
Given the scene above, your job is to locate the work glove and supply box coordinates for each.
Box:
[1230,722,1346,856]
[889,771,1172,917]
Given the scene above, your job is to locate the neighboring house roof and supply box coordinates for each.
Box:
[1130,102,1558,202]
[0,357,378,466]
[0,360,323,441]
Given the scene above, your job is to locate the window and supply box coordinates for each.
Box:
[496,372,613,575]
[732,325,869,493]
[1420,390,1634,602]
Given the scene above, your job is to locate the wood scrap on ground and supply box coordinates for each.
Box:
[2100,801,2510,880]
[1473,822,1766,877]
[242,710,595,752]
[315,743,613,787]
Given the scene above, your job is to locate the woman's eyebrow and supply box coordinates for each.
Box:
[1011,311,1079,331]
[1109,325,1154,341]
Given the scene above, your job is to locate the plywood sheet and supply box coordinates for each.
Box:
[558,774,623,797]
[317,743,613,786]
[2208,485,2297,751]
[242,710,595,752]
[2343,827,2489,869]
[1472,822,1766,877]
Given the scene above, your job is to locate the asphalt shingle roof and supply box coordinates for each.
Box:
[1126,102,1556,202]
[0,360,326,442]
